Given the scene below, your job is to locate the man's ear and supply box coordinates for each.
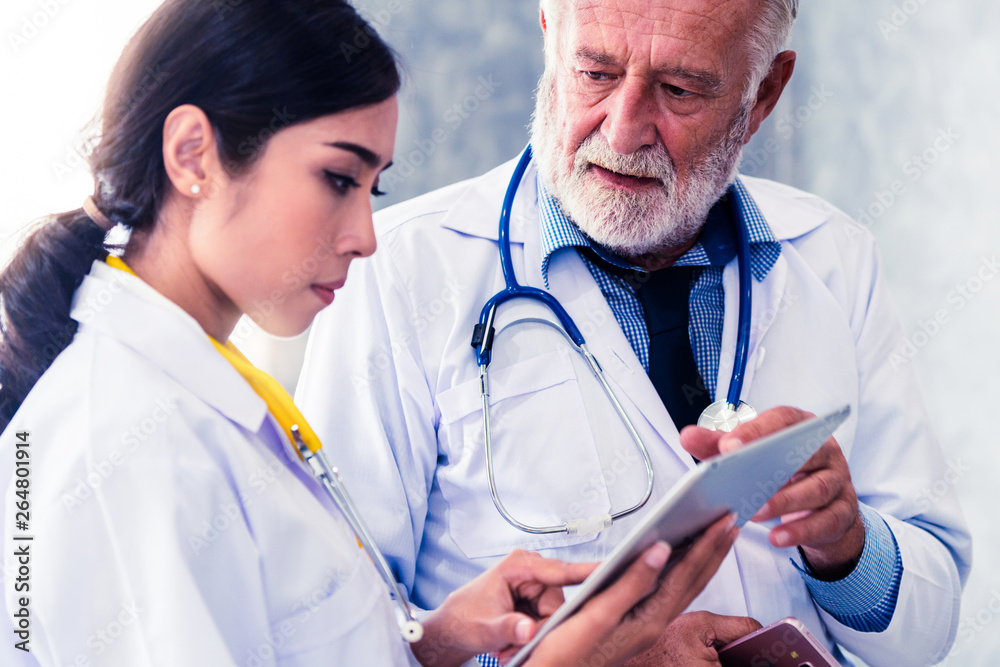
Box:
[540,6,548,33]
[161,104,222,197]
[744,50,796,143]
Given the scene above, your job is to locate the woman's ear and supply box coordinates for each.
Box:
[162,104,223,198]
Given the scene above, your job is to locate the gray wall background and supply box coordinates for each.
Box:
[362,1,544,207]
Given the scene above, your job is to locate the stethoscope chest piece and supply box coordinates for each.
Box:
[401,620,424,643]
[697,400,758,432]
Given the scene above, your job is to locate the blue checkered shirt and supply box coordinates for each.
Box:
[480,177,903,662]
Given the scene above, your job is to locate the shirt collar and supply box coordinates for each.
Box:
[538,175,782,287]
[538,179,635,286]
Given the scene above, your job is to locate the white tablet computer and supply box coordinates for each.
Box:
[505,405,851,667]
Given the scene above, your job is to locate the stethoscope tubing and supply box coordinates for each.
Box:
[473,144,656,536]
[291,427,423,643]
[726,190,753,409]
[477,146,584,368]
[472,143,755,535]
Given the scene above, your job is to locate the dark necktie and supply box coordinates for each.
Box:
[634,267,711,430]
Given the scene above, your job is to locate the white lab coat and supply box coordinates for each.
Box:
[0,261,416,666]
[297,157,971,666]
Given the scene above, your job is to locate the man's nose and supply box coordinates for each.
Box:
[601,77,658,155]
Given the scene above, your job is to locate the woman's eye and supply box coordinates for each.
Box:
[370,183,386,197]
[324,170,359,194]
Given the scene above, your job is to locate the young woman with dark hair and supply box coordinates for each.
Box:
[0,1,737,664]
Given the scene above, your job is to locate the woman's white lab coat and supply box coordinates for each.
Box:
[0,261,415,666]
[297,157,972,666]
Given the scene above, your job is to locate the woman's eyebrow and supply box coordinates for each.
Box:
[325,141,384,168]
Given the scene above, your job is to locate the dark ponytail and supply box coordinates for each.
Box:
[0,212,108,427]
[0,0,400,431]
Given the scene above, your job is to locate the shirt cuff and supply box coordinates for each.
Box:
[791,503,903,632]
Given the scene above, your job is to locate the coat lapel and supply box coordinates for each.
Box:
[544,248,698,474]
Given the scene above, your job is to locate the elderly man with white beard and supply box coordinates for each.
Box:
[297,1,970,665]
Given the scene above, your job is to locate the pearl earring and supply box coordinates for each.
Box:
[191,184,201,195]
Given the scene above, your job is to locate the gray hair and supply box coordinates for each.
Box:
[538,0,798,104]
[742,0,798,104]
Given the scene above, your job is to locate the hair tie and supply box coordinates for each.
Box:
[82,196,115,231]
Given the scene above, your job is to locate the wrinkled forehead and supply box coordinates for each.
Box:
[549,0,760,82]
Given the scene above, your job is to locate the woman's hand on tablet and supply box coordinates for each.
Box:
[414,550,599,667]
[523,513,739,666]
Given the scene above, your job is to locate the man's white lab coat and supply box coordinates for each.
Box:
[298,157,971,666]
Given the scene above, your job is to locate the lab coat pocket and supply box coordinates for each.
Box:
[435,349,612,559]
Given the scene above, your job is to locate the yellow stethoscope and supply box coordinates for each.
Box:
[288,427,423,644]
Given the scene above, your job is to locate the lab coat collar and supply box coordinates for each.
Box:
[70,260,269,434]
[738,175,832,241]
[438,154,536,244]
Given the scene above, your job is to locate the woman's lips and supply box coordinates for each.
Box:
[590,164,662,189]
[311,281,343,305]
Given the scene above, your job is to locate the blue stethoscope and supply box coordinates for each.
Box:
[470,145,757,536]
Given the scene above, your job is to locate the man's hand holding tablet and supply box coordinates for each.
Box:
[503,406,851,667]
[682,406,864,580]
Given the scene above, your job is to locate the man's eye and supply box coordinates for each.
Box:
[664,84,693,98]
[583,71,614,81]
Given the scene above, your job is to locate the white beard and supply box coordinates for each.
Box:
[530,70,751,259]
